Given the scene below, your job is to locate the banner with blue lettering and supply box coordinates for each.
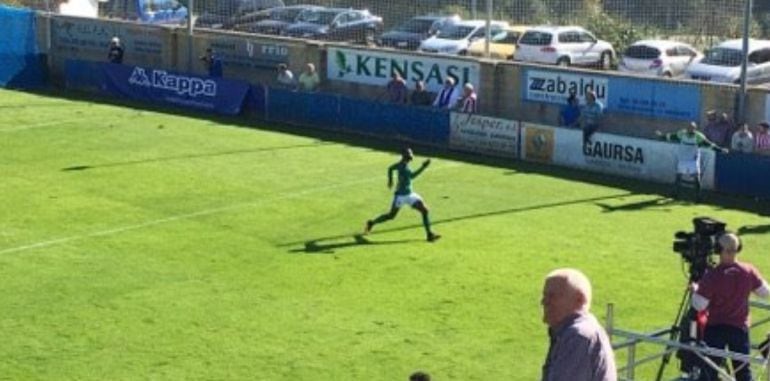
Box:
[102,63,249,115]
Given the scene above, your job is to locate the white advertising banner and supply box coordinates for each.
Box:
[327,47,480,93]
[449,113,519,158]
[520,123,716,189]
[523,69,609,105]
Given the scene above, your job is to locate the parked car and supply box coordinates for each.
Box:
[101,0,188,24]
[377,14,461,51]
[618,40,702,78]
[513,26,615,70]
[195,0,284,29]
[685,39,770,84]
[283,8,383,44]
[233,5,323,35]
[465,25,528,60]
[419,20,509,55]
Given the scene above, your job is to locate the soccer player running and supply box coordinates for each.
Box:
[656,121,728,202]
[364,148,441,242]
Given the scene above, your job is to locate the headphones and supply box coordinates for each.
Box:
[715,232,742,254]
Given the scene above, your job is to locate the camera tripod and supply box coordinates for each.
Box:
[656,285,696,381]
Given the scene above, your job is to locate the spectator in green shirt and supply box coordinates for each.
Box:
[297,63,320,92]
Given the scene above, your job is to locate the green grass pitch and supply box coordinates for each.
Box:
[1,88,768,380]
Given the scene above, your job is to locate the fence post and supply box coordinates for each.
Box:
[186,0,194,72]
[737,0,752,124]
[484,0,491,58]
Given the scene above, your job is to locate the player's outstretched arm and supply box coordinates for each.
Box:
[412,159,431,178]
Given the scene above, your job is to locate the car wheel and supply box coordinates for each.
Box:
[556,57,570,67]
[662,71,673,78]
[599,51,612,70]
[459,50,468,56]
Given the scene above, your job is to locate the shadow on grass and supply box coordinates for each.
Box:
[61,142,334,171]
[281,192,632,248]
[19,88,770,216]
[288,234,420,254]
[596,197,679,213]
[737,224,770,236]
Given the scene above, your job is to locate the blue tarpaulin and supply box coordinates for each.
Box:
[715,152,770,199]
[0,5,45,88]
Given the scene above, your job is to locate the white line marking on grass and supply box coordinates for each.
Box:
[0,163,461,255]
[0,118,93,132]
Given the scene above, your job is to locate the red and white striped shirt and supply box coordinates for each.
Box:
[459,92,477,113]
[755,131,770,152]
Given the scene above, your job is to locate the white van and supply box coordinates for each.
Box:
[685,39,770,84]
[419,20,509,55]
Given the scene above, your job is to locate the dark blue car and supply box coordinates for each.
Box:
[283,8,383,44]
[378,15,461,51]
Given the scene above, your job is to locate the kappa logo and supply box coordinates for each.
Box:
[128,67,217,97]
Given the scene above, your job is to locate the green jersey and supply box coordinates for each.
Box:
[663,130,720,162]
[389,161,427,196]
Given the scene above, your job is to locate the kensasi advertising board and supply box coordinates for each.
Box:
[522,69,700,121]
[328,47,480,92]
[449,113,519,158]
[208,37,289,70]
[520,123,716,189]
[51,16,167,65]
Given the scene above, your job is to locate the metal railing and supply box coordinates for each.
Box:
[606,301,770,381]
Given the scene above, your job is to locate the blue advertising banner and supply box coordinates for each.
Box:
[102,63,250,115]
[0,5,45,88]
[606,77,700,121]
[522,69,700,121]
[715,152,770,199]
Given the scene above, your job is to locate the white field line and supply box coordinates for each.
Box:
[0,163,460,255]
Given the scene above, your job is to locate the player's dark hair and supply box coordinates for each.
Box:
[409,371,431,381]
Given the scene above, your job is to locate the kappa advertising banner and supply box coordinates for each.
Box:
[449,113,520,158]
[102,64,250,115]
[208,37,289,70]
[51,17,166,64]
[520,123,716,189]
[522,69,700,121]
[328,47,480,92]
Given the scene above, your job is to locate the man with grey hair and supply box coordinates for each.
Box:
[541,268,616,381]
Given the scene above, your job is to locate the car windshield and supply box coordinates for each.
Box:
[271,8,302,21]
[701,47,743,66]
[624,45,661,59]
[519,31,552,45]
[394,19,436,33]
[297,10,339,25]
[437,25,475,40]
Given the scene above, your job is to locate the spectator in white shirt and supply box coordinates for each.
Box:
[730,124,754,153]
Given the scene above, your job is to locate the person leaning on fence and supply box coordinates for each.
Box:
[691,233,770,381]
[297,63,320,92]
[702,111,733,148]
[754,121,770,154]
[410,81,433,107]
[384,72,408,104]
[655,122,727,202]
[579,90,604,145]
[560,92,581,128]
[276,63,295,89]
[107,36,124,64]
[541,268,616,381]
[432,78,459,110]
[730,123,755,154]
[454,83,477,114]
[200,48,223,78]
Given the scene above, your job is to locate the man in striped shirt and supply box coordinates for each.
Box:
[455,83,477,114]
[754,122,770,154]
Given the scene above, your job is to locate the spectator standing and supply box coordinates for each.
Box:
[297,63,320,92]
[432,78,458,110]
[730,124,754,154]
[200,48,223,78]
[107,36,124,64]
[580,90,604,145]
[276,63,295,89]
[410,81,432,106]
[456,83,477,113]
[560,93,581,128]
[692,233,769,381]
[755,122,770,154]
[541,268,616,381]
[385,72,408,104]
[703,111,733,147]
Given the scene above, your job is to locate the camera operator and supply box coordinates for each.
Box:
[200,48,222,78]
[691,233,769,381]
[655,122,727,202]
